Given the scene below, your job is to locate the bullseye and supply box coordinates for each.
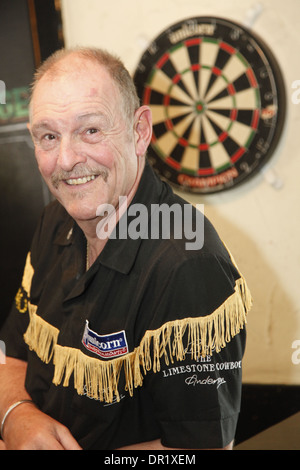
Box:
[195,101,205,114]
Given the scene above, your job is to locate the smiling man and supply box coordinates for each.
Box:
[29,50,150,263]
[0,47,251,450]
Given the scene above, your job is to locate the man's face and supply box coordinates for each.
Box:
[29,56,139,224]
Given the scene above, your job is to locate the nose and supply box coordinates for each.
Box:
[57,136,87,171]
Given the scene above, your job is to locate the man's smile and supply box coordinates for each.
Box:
[50,167,109,189]
[64,174,98,186]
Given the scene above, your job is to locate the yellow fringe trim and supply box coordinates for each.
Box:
[15,252,34,314]
[24,303,59,364]
[21,252,34,295]
[23,276,252,404]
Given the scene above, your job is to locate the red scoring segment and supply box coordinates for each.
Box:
[251,109,260,129]
[219,41,236,55]
[231,147,246,163]
[184,38,202,47]
[246,68,258,88]
[156,53,169,69]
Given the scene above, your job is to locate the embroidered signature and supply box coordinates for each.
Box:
[185,374,226,389]
[82,384,126,405]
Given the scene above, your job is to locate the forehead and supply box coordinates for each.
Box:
[30,57,119,120]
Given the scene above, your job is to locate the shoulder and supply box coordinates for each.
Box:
[133,180,250,323]
[30,200,73,263]
[139,188,236,281]
[38,200,71,232]
[136,213,243,321]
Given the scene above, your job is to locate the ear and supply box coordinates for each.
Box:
[134,106,152,157]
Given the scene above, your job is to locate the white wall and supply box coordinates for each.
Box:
[60,0,300,385]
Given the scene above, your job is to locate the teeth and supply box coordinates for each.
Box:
[66,175,96,185]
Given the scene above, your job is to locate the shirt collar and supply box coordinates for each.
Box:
[53,160,163,275]
[98,160,162,274]
[53,211,75,246]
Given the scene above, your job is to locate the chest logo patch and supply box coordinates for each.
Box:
[82,321,129,359]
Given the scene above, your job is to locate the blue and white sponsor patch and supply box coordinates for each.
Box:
[82,321,129,359]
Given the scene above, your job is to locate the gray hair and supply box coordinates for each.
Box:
[30,47,140,123]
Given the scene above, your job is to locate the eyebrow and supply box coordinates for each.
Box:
[76,112,109,123]
[31,121,54,136]
[77,112,102,119]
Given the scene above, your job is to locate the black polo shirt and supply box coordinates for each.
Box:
[0,161,251,450]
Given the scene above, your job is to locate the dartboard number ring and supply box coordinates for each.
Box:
[134,17,286,193]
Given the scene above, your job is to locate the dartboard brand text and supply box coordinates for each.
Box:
[168,22,216,44]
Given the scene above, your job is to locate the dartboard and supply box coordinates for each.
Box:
[133,17,286,193]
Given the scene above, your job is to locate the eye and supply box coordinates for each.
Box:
[35,132,57,150]
[82,127,102,143]
[86,128,99,135]
[44,133,56,141]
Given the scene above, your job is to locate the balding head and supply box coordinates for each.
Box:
[30,47,140,125]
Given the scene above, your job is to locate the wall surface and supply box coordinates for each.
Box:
[61,0,300,385]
